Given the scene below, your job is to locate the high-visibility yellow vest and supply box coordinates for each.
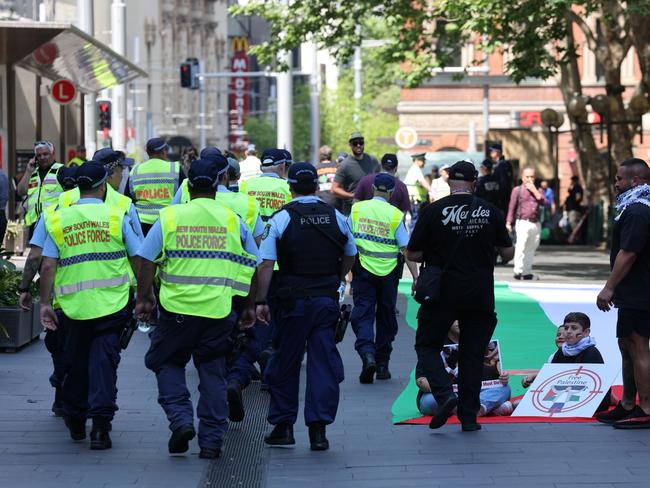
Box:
[178,181,261,234]
[59,185,132,215]
[129,158,180,224]
[67,157,86,167]
[239,175,291,221]
[44,203,131,320]
[158,198,257,319]
[25,163,64,225]
[350,198,403,276]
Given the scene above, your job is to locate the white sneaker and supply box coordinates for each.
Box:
[478,404,487,417]
[493,401,513,416]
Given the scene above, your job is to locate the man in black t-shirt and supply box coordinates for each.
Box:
[596,158,650,428]
[476,160,502,210]
[564,176,584,233]
[407,160,514,432]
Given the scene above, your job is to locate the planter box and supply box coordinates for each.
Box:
[0,306,39,351]
[2,222,29,256]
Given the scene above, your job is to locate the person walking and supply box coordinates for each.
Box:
[506,167,546,280]
[404,153,432,228]
[17,140,63,232]
[353,154,410,214]
[489,143,513,214]
[407,160,513,431]
[429,164,451,202]
[127,137,183,235]
[239,144,262,182]
[136,158,259,459]
[564,176,585,233]
[476,160,502,209]
[349,173,418,383]
[239,148,292,221]
[596,158,650,428]
[38,162,142,450]
[316,145,340,208]
[331,132,380,215]
[256,163,356,451]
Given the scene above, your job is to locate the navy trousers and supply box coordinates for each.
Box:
[145,308,235,450]
[266,297,344,426]
[61,307,128,423]
[44,309,68,389]
[350,265,400,365]
[226,324,259,388]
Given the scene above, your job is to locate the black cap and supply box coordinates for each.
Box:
[56,165,78,190]
[146,137,169,153]
[489,143,502,152]
[188,158,226,190]
[76,162,108,190]
[287,162,318,184]
[480,159,493,170]
[336,151,348,162]
[92,148,125,173]
[448,160,478,182]
[381,153,398,170]
[280,149,293,164]
[260,148,291,167]
[200,146,223,161]
[411,153,426,160]
[373,173,396,193]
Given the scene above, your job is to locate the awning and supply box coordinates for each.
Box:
[0,20,146,91]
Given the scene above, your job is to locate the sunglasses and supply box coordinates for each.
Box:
[350,140,365,147]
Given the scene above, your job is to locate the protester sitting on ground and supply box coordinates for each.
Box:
[521,325,567,388]
[550,312,603,364]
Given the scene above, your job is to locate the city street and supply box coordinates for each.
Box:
[3,245,650,488]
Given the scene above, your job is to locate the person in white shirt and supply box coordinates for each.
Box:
[239,144,261,182]
[429,164,451,202]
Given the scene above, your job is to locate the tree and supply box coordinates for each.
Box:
[231,0,650,205]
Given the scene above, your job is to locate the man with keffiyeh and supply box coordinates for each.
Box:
[597,157,650,429]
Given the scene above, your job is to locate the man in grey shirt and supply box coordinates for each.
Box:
[331,132,380,215]
[0,171,8,246]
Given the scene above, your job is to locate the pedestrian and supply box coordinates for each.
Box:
[255,162,356,451]
[506,167,546,280]
[489,144,513,214]
[136,158,259,458]
[16,140,63,233]
[39,162,142,449]
[67,144,87,167]
[539,180,556,224]
[0,168,8,245]
[353,154,410,213]
[316,145,339,208]
[404,153,432,229]
[429,164,451,202]
[127,137,184,236]
[331,132,380,215]
[407,160,513,431]
[349,173,419,383]
[239,148,292,221]
[240,143,262,182]
[226,157,242,192]
[17,165,79,417]
[476,160,502,208]
[596,158,650,428]
[564,176,584,233]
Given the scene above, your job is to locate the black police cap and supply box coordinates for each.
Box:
[287,162,318,184]
[56,165,78,190]
[260,148,291,167]
[76,162,108,190]
[188,158,227,190]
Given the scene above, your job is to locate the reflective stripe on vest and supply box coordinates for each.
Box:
[26,163,64,225]
[350,199,403,276]
[239,175,292,219]
[159,198,257,319]
[44,203,131,320]
[130,159,179,224]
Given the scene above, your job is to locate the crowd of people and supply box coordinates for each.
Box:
[6,133,650,461]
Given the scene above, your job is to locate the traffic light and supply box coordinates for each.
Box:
[180,58,199,89]
[97,100,112,130]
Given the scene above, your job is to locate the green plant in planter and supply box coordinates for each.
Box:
[0,248,38,340]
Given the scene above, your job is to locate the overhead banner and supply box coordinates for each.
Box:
[229,37,250,153]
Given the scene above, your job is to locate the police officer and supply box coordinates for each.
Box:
[349,174,419,383]
[127,137,184,235]
[17,165,79,417]
[67,145,87,167]
[60,149,144,239]
[135,158,259,459]
[256,162,357,451]
[239,148,292,221]
[17,140,64,232]
[39,162,142,449]
[475,160,503,209]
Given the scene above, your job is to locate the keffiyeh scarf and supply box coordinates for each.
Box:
[615,184,650,221]
[561,335,597,357]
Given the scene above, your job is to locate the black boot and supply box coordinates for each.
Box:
[64,416,86,441]
[264,423,295,446]
[90,418,112,450]
[308,422,329,451]
[227,380,245,422]
[199,448,222,459]
[359,352,376,384]
[375,363,391,380]
[168,424,196,454]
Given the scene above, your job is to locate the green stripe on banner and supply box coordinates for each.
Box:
[392,280,557,424]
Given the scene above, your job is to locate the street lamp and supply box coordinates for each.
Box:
[541,108,564,208]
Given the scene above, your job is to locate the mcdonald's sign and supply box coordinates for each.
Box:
[229,37,250,152]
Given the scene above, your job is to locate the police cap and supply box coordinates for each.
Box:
[287,162,318,184]
[411,152,426,161]
[56,165,78,190]
[199,146,223,161]
[260,148,291,167]
[480,159,493,171]
[76,162,108,190]
[92,148,125,173]
[188,157,228,189]
[489,143,502,153]
[373,173,396,193]
[146,137,169,153]
[381,153,398,170]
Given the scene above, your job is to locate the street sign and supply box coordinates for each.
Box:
[51,79,77,105]
[32,42,58,66]
[395,127,418,149]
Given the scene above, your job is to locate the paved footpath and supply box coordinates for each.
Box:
[2,245,650,487]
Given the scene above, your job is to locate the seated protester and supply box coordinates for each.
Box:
[550,312,603,363]
[522,325,567,388]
